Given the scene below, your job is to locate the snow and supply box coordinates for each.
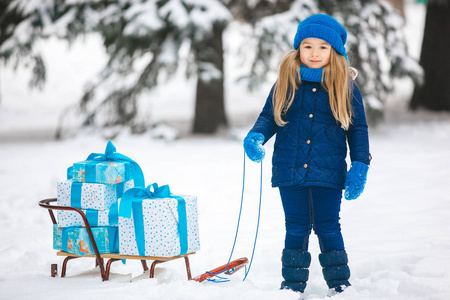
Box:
[2,94,450,300]
[1,1,449,299]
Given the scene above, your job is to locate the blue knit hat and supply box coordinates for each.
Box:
[293,14,347,60]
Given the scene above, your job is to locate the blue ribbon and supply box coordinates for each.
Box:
[116,182,125,198]
[84,208,118,227]
[86,203,119,227]
[68,141,145,187]
[108,201,119,226]
[174,195,188,255]
[109,227,119,253]
[86,210,99,227]
[70,182,82,208]
[119,183,188,256]
[85,161,99,183]
[132,199,145,256]
[67,167,73,180]
[61,228,69,252]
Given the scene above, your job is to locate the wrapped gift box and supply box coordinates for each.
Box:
[119,194,200,257]
[72,160,132,185]
[57,180,133,210]
[53,225,62,250]
[53,225,118,255]
[57,205,119,228]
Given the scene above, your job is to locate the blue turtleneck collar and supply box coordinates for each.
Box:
[300,65,324,82]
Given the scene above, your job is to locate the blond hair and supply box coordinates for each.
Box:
[272,48,353,130]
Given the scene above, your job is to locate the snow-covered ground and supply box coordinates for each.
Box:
[1,1,450,300]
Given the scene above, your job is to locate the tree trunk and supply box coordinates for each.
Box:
[410,0,450,111]
[193,22,227,134]
[385,0,405,17]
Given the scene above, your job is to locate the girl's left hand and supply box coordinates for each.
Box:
[344,161,369,200]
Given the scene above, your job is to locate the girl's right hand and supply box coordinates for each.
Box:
[244,132,265,163]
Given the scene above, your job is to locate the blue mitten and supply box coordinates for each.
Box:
[344,161,369,200]
[244,132,265,163]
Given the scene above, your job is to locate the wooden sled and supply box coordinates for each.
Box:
[39,198,248,282]
[192,257,249,282]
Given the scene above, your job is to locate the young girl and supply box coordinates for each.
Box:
[244,14,371,296]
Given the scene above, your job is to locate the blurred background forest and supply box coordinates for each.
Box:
[0,0,449,141]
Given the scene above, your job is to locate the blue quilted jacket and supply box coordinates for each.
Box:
[250,80,371,189]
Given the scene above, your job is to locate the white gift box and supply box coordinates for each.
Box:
[57,180,134,210]
[119,195,200,257]
[57,207,118,227]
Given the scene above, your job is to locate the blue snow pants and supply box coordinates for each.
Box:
[279,186,345,252]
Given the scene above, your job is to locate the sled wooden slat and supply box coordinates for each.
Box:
[39,198,194,281]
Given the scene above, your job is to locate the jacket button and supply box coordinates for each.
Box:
[312,88,317,92]
[309,114,313,118]
[303,164,308,168]
[306,140,311,144]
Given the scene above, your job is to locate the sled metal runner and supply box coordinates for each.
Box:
[39,198,248,282]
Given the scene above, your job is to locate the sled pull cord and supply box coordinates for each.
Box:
[207,150,263,281]
[243,151,263,281]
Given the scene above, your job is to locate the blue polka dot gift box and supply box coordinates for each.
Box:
[118,184,200,257]
[57,179,134,211]
[53,225,118,255]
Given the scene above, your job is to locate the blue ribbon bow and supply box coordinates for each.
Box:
[119,183,188,256]
[67,141,145,188]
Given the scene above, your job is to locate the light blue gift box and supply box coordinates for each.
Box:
[53,225,118,255]
[67,141,145,188]
[72,160,132,185]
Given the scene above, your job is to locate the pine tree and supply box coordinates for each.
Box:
[1,0,234,136]
[0,0,48,92]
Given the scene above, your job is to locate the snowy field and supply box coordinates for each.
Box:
[1,1,450,300]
